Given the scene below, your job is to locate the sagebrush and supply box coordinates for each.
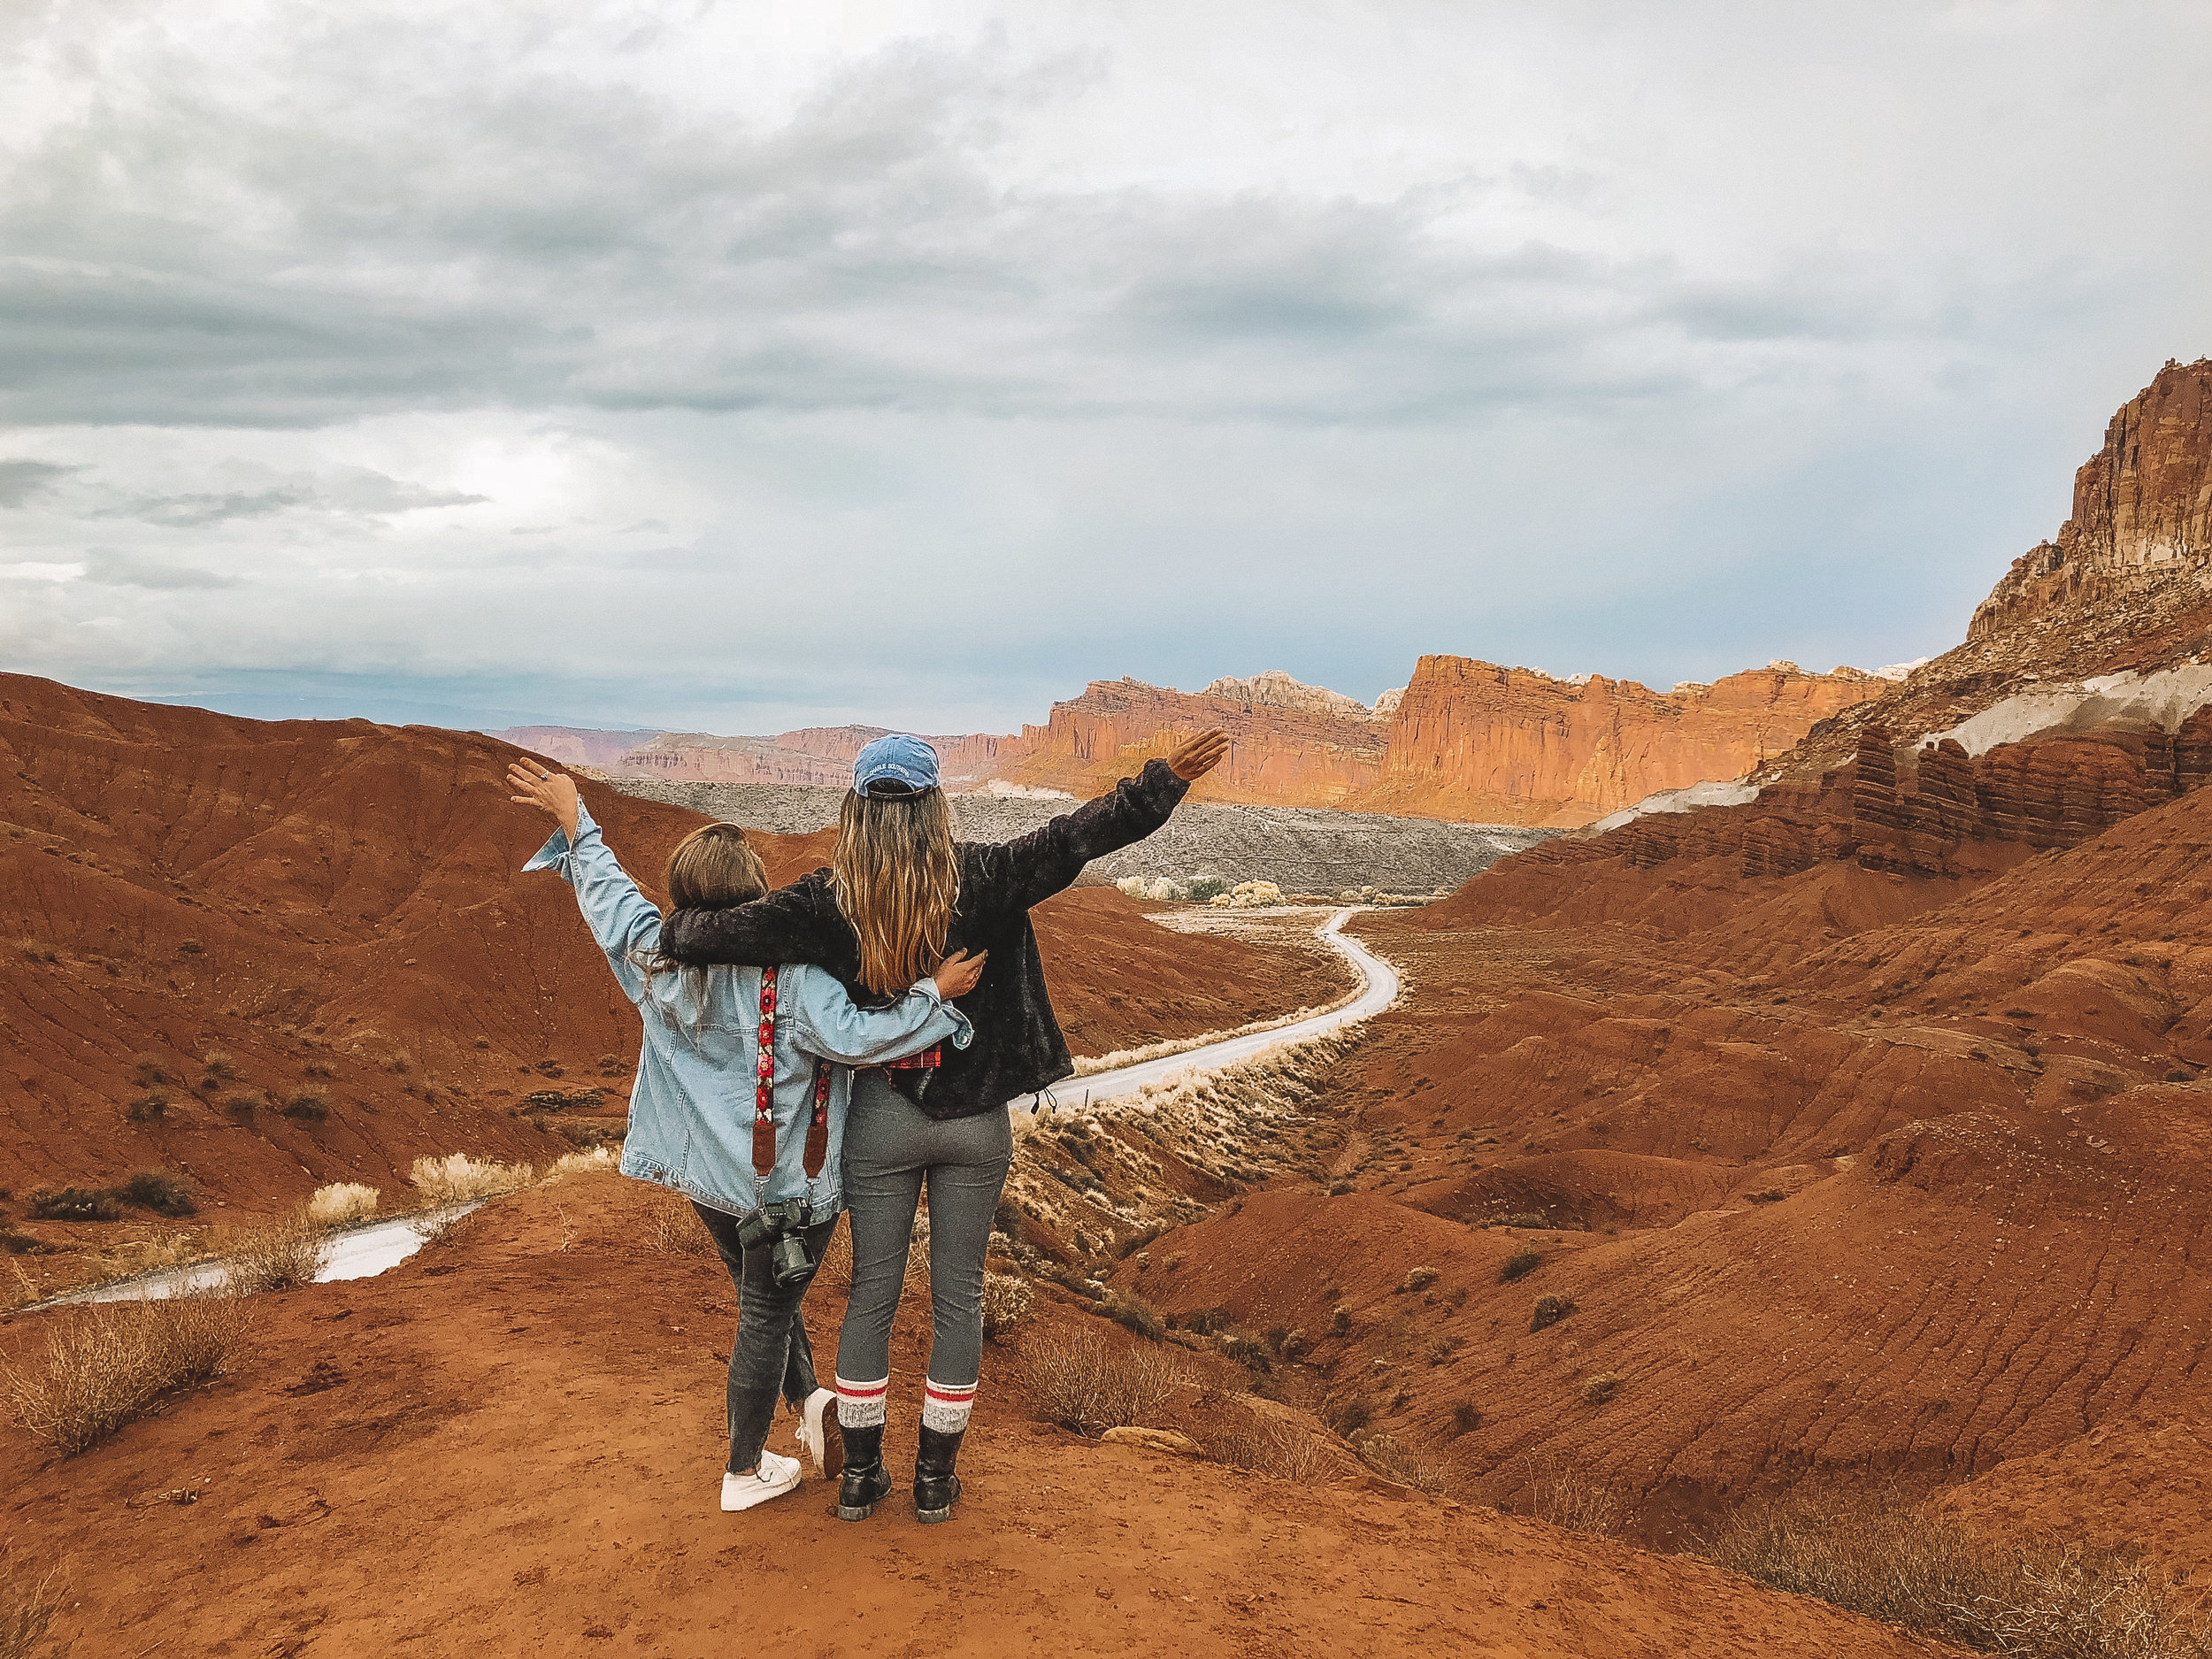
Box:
[227,1210,329,1292]
[2,1291,247,1455]
[409,1153,534,1204]
[304,1183,380,1225]
[1021,1327,1189,1434]
[1704,1483,2212,1659]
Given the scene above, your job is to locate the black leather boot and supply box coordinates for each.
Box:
[913,1425,965,1525]
[835,1422,894,1522]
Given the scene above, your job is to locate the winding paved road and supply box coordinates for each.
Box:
[1006,905,1402,1114]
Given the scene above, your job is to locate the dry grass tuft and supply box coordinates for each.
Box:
[1522,1461,1626,1536]
[409,1153,534,1205]
[1021,1326,1190,1434]
[0,1552,65,1659]
[304,1183,380,1226]
[2,1292,248,1455]
[1194,1399,1326,1480]
[548,1146,618,1179]
[408,1203,477,1248]
[1356,1432,1460,1502]
[227,1210,331,1292]
[1704,1483,2212,1658]
[645,1193,714,1257]
[1582,1370,1622,1405]
[980,1272,1033,1340]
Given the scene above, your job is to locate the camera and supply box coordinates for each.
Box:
[737,1197,818,1287]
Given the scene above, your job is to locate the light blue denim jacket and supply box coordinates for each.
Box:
[524,802,972,1218]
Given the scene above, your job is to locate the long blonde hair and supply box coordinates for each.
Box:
[833,787,960,995]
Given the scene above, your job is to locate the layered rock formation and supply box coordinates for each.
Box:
[514,657,1880,826]
[1363,657,1885,826]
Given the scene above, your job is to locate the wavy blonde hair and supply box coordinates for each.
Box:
[833,787,960,995]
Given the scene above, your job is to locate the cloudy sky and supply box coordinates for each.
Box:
[3,1,2208,734]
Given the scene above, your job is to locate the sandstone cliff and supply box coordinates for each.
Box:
[1363,657,1885,827]
[1574,358,2212,882]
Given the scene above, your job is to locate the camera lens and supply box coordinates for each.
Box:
[771,1232,815,1287]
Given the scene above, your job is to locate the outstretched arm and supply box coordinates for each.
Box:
[986,730,1228,913]
[657,876,849,971]
[510,764,659,998]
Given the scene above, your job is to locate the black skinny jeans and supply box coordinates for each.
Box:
[691,1202,836,1473]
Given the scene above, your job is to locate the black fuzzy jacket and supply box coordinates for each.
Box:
[657,760,1193,1119]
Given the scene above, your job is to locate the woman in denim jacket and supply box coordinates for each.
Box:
[507,762,985,1514]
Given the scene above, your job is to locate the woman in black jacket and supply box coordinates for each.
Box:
[656,726,1227,1523]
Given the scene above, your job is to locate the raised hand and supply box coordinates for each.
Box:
[1166,729,1230,782]
[932,948,988,999]
[505,760,581,841]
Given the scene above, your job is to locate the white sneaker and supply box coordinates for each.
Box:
[720,1451,803,1513]
[794,1387,844,1479]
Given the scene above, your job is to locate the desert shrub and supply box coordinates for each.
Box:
[202,1049,236,1079]
[1497,1211,1547,1229]
[1500,1247,1541,1283]
[2,1290,248,1455]
[222,1093,261,1121]
[1329,1395,1373,1436]
[409,1203,477,1248]
[1582,1371,1622,1405]
[0,1551,65,1659]
[301,1059,336,1079]
[1,1231,49,1256]
[1328,1305,1350,1336]
[1357,1433,1459,1502]
[981,1271,1033,1340]
[1195,1400,1325,1480]
[1400,1265,1439,1293]
[304,1183,380,1226]
[117,1171,196,1217]
[1328,1178,1354,1195]
[1210,879,1285,910]
[2166,1070,2194,1084]
[125,1092,167,1123]
[1531,1294,1576,1333]
[384,1048,413,1075]
[645,1193,714,1256]
[1702,1483,2212,1657]
[1449,1400,1481,1436]
[131,1054,168,1087]
[227,1210,330,1293]
[1185,876,1229,903]
[1021,1327,1188,1433]
[409,1153,534,1204]
[280,1091,328,1121]
[27,1187,120,1223]
[1094,1288,1166,1341]
[1523,1462,1625,1536]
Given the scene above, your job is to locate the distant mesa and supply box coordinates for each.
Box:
[488,659,1883,830]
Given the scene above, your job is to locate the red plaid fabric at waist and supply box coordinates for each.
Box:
[883,1044,942,1071]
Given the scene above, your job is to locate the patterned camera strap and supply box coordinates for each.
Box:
[755,966,831,1181]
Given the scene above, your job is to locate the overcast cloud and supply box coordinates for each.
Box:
[2,1,2208,732]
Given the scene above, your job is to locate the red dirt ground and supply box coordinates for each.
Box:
[1082,787,2212,1548]
[0,674,1327,1279]
[0,1174,1945,1658]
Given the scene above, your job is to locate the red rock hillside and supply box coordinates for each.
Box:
[0,674,1333,1248]
[1071,358,2212,1542]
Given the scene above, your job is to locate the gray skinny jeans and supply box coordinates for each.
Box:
[691,1202,837,1472]
[835,1071,1013,1389]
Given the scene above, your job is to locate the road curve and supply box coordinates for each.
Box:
[1006,905,1402,1115]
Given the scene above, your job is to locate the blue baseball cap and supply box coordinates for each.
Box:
[853,733,941,797]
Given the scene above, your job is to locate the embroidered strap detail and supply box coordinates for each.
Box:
[755,966,832,1180]
[884,1044,942,1071]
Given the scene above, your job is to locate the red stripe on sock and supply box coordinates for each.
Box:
[836,1379,890,1399]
